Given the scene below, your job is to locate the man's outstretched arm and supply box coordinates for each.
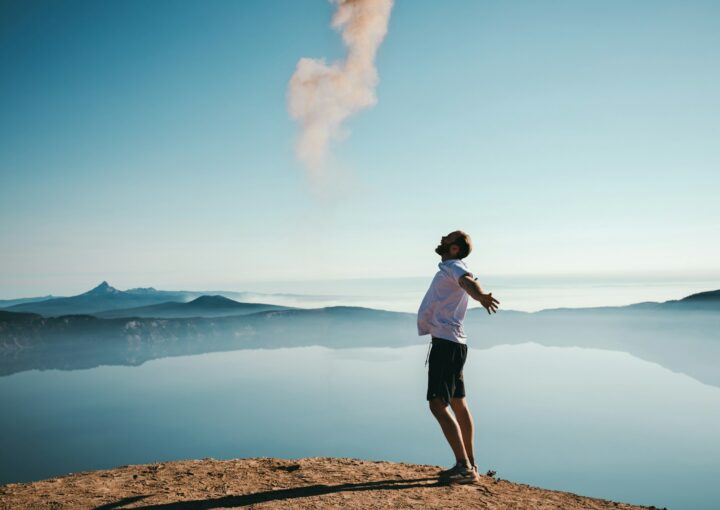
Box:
[458,274,500,314]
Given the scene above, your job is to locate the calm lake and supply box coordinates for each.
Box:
[2,343,719,510]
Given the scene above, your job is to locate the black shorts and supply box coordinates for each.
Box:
[426,336,468,405]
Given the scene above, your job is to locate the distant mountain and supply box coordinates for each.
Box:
[678,289,720,303]
[0,282,330,317]
[83,281,120,295]
[0,310,41,322]
[624,288,720,311]
[124,286,162,295]
[94,295,291,319]
[0,295,59,308]
[466,288,720,315]
[1,282,192,317]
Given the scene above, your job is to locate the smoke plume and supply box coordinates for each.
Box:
[287,0,394,184]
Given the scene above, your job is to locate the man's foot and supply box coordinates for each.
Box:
[438,461,468,478]
[445,463,480,484]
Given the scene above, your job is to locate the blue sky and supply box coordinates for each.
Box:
[1,0,719,297]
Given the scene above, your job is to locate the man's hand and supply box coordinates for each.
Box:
[478,292,499,315]
[459,275,500,315]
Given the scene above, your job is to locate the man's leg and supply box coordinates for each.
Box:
[450,397,475,468]
[428,397,469,465]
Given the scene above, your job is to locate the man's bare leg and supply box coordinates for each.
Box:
[429,397,469,465]
[450,397,476,468]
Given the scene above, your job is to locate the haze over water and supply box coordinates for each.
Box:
[224,273,720,312]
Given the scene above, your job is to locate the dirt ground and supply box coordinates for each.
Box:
[0,456,662,509]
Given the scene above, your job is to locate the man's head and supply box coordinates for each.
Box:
[435,230,472,259]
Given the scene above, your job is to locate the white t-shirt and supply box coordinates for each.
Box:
[417,258,474,344]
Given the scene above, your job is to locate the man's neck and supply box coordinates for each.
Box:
[441,255,460,262]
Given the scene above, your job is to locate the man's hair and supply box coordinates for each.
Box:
[453,231,472,259]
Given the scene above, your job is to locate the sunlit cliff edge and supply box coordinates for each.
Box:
[0,457,664,509]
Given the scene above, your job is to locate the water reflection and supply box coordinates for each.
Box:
[1,344,718,510]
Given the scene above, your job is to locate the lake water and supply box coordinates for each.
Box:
[2,343,718,510]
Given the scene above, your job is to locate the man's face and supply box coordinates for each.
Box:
[435,232,461,256]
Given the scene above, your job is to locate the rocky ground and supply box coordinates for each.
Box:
[0,457,661,509]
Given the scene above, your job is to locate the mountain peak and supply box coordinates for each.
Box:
[188,295,238,307]
[126,287,158,294]
[84,281,121,295]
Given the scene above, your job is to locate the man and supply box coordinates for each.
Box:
[418,230,499,484]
